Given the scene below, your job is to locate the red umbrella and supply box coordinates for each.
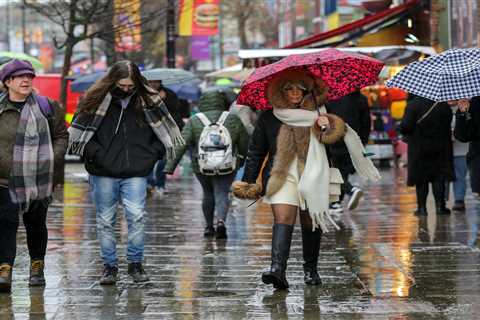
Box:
[237,48,384,110]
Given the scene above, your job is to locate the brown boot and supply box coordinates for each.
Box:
[29,260,45,286]
[0,263,12,293]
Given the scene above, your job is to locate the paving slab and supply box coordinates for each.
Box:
[1,164,479,319]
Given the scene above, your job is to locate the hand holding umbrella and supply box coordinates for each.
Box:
[457,99,470,113]
[316,114,330,131]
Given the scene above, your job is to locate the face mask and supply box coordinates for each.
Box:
[112,86,135,99]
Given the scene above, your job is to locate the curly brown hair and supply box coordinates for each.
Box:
[77,60,156,114]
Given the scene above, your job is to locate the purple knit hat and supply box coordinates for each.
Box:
[0,59,36,83]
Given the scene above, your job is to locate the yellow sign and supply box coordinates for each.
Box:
[179,0,194,36]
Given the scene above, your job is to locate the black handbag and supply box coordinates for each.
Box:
[402,102,439,143]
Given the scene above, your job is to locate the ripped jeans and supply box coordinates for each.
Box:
[89,175,147,267]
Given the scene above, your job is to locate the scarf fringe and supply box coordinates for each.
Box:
[344,125,381,182]
[67,140,87,156]
[309,210,340,233]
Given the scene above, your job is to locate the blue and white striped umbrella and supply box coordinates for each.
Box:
[386,48,480,101]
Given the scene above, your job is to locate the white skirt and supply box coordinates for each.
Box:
[263,157,302,207]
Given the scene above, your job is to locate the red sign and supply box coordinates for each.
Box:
[192,0,220,36]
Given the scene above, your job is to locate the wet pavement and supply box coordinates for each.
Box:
[1,163,480,319]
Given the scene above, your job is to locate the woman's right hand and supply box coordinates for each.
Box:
[316,115,330,131]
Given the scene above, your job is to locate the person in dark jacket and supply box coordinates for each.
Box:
[0,59,68,292]
[400,96,454,215]
[454,97,480,196]
[68,61,183,285]
[164,91,249,239]
[147,80,184,197]
[326,91,371,213]
[231,70,380,290]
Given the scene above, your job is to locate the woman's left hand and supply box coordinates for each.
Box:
[458,99,470,113]
[316,115,330,130]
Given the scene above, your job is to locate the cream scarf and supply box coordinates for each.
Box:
[273,107,381,232]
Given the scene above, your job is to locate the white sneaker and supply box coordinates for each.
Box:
[154,187,165,198]
[329,202,343,213]
[347,187,363,210]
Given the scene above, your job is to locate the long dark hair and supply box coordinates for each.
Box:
[78,60,155,114]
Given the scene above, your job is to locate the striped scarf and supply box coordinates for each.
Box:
[68,90,184,160]
[1,94,54,209]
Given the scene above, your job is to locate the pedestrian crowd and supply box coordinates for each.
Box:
[0,47,479,294]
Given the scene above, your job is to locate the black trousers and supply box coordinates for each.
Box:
[415,180,446,208]
[0,187,48,265]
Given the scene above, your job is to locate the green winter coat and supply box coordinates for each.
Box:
[164,91,249,174]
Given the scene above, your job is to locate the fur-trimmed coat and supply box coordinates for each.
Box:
[237,109,345,198]
[233,70,346,199]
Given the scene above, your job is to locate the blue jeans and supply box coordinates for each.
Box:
[446,156,467,202]
[194,173,236,227]
[147,158,166,189]
[90,175,147,266]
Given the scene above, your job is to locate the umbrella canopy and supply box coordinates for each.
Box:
[386,48,480,101]
[165,79,201,101]
[70,71,106,93]
[0,51,43,70]
[203,85,238,105]
[205,63,254,81]
[237,48,384,110]
[142,68,196,85]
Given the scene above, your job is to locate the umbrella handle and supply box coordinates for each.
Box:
[315,104,328,132]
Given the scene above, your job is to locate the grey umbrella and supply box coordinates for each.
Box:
[142,68,197,85]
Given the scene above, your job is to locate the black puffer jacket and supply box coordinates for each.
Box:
[242,110,282,193]
[83,95,165,178]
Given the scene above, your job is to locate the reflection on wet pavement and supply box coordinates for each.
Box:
[1,164,480,319]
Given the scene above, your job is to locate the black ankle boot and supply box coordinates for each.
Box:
[301,226,322,286]
[262,224,293,290]
[414,207,428,215]
[436,202,451,215]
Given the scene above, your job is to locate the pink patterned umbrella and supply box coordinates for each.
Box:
[237,48,384,110]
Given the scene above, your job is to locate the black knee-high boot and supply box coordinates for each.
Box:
[262,224,293,289]
[432,181,450,215]
[301,226,322,285]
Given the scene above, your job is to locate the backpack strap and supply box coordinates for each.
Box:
[34,94,54,118]
[196,112,211,126]
[217,111,229,126]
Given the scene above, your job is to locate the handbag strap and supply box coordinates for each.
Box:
[417,102,439,124]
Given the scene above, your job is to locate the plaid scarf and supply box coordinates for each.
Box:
[0,94,54,209]
[68,90,184,160]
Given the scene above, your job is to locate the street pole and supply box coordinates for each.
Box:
[166,0,176,68]
[218,2,224,69]
[22,3,26,53]
[90,37,95,72]
[6,0,10,51]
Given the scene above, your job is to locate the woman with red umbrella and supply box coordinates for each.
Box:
[232,49,382,290]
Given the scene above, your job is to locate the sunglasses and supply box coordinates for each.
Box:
[283,83,307,92]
